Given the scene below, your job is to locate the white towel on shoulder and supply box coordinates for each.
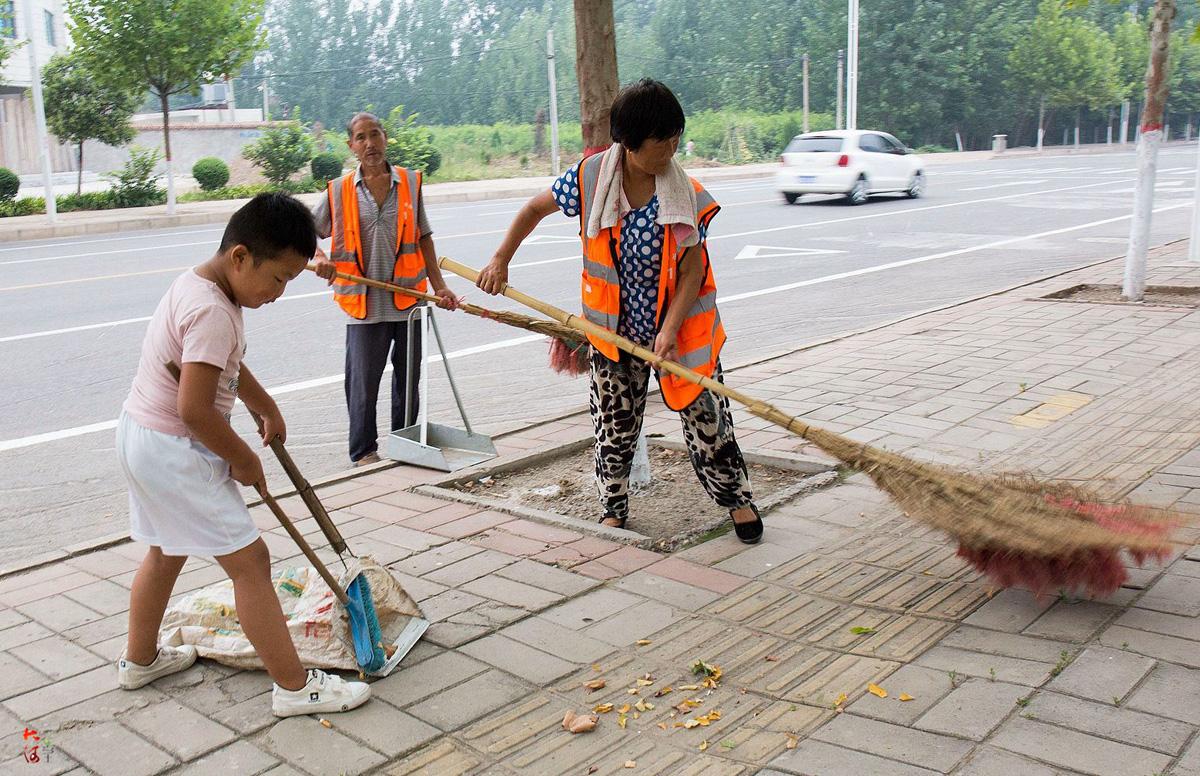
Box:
[585,143,699,248]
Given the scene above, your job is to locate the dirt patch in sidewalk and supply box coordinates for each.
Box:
[1042,284,1200,307]
[448,444,823,551]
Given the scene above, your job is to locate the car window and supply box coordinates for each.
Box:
[784,136,844,153]
[858,134,886,153]
[879,134,905,152]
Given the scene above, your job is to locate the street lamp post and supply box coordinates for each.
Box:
[847,0,859,130]
[20,0,56,221]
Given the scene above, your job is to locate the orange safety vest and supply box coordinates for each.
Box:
[327,166,427,319]
[577,152,724,411]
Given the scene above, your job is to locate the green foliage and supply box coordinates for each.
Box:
[178,177,325,203]
[192,157,231,190]
[685,110,836,162]
[0,197,45,218]
[0,167,18,202]
[243,117,316,184]
[41,52,138,150]
[383,106,441,176]
[1007,0,1119,111]
[57,191,120,212]
[105,146,167,207]
[310,152,344,183]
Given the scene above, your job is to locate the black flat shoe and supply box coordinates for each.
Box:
[731,503,763,544]
[599,513,627,529]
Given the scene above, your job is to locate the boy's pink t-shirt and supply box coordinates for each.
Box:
[123,269,246,438]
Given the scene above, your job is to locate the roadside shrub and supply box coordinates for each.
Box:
[915,144,953,154]
[243,114,315,185]
[192,157,230,190]
[310,152,343,183]
[57,191,117,212]
[0,167,19,202]
[106,146,166,208]
[0,196,45,217]
[384,106,442,176]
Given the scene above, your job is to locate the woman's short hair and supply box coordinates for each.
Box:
[610,79,685,151]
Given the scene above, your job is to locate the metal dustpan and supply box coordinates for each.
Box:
[386,306,497,472]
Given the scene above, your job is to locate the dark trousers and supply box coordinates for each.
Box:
[345,321,422,462]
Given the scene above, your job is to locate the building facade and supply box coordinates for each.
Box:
[0,0,74,174]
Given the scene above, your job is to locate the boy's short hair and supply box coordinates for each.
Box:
[610,79,685,151]
[219,192,317,264]
[346,112,385,137]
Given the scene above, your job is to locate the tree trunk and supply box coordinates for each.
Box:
[1037,98,1045,152]
[77,143,83,196]
[160,90,176,214]
[1123,0,1176,301]
[573,0,619,156]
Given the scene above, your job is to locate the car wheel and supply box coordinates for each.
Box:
[906,172,924,199]
[783,192,800,204]
[846,177,868,206]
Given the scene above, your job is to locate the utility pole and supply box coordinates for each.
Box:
[801,53,810,133]
[1123,0,1176,301]
[1189,136,1200,262]
[836,49,844,130]
[1120,99,1130,144]
[573,0,619,155]
[21,0,56,221]
[846,0,859,130]
[262,76,269,121]
[225,75,237,123]
[547,28,561,176]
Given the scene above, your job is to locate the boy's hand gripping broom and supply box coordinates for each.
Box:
[167,362,415,675]
[435,257,1186,598]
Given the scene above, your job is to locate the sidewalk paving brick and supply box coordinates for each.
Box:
[1125,662,1200,725]
[811,713,973,772]
[405,669,530,731]
[913,678,1026,740]
[52,720,177,776]
[1047,645,1155,703]
[1025,691,1193,755]
[769,739,941,776]
[174,740,278,776]
[459,633,579,684]
[990,716,1172,776]
[123,699,238,761]
[952,746,1065,776]
[260,716,387,775]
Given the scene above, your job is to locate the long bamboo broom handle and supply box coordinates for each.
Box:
[437,257,819,443]
[304,264,585,343]
[256,485,350,605]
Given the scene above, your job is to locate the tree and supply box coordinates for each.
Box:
[243,113,314,184]
[1008,1,1119,150]
[41,53,139,194]
[574,0,619,152]
[66,0,267,212]
[0,4,20,77]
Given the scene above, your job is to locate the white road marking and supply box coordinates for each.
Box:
[960,180,1048,191]
[0,227,223,254]
[734,245,848,260]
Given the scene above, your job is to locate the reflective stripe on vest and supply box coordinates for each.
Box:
[328,166,426,320]
[575,150,725,410]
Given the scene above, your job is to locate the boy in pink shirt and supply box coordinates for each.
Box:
[116,193,370,717]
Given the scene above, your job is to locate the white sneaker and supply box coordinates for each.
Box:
[118,645,198,689]
[272,669,371,717]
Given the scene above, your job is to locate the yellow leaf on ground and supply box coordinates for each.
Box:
[654,686,673,697]
[699,740,709,752]
[899,693,915,702]
[592,664,603,671]
[319,719,332,729]
[618,704,631,714]
[867,683,888,698]
[633,711,640,719]
[584,679,606,692]
[637,678,654,686]
[833,692,848,707]
[624,760,636,768]
[679,684,700,691]
[594,703,614,714]
[684,719,701,729]
[627,688,640,695]
[562,710,599,733]
[618,716,628,729]
[786,735,798,750]
[636,640,652,646]
[657,722,668,730]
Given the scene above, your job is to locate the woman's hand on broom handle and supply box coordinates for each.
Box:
[477,256,509,296]
[480,189,558,295]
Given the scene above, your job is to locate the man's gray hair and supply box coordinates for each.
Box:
[346,112,385,137]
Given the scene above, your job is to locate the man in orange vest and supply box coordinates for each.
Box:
[312,112,459,466]
[476,80,763,544]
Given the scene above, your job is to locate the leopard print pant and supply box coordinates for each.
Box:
[589,350,754,522]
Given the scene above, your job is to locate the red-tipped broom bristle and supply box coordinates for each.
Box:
[549,337,589,375]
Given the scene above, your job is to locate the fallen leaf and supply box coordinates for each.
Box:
[633,711,640,720]
[708,709,722,720]
[785,735,798,750]
[683,718,701,729]
[834,693,848,707]
[588,767,599,775]
[654,686,673,697]
[850,626,877,635]
[635,699,654,712]
[764,655,780,662]
[562,710,598,733]
[657,722,668,730]
[636,640,652,646]
[592,664,603,672]
[584,679,606,692]
[627,688,640,695]
[594,703,614,714]
[618,715,628,729]
[679,684,700,691]
[319,718,332,729]
[699,740,709,752]
[867,683,888,698]
[624,761,636,769]
[637,678,654,686]
[618,704,631,714]
[899,693,915,702]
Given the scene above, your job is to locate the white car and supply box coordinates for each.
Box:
[775,130,925,205]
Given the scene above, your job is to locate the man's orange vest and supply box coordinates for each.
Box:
[327,166,427,319]
[577,152,724,411]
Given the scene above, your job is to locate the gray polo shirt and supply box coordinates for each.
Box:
[314,165,434,324]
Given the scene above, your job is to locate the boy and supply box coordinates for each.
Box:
[116,193,370,717]
[476,80,763,543]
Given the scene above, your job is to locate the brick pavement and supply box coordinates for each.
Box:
[3,242,1200,775]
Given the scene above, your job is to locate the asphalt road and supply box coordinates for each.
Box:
[3,146,1198,557]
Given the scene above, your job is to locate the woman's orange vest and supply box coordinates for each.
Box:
[327,166,427,319]
[577,153,724,410]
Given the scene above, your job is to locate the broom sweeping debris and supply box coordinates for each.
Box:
[433,257,1185,598]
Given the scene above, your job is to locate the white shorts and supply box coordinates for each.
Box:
[116,411,260,557]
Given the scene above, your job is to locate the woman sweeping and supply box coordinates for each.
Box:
[476,79,763,543]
